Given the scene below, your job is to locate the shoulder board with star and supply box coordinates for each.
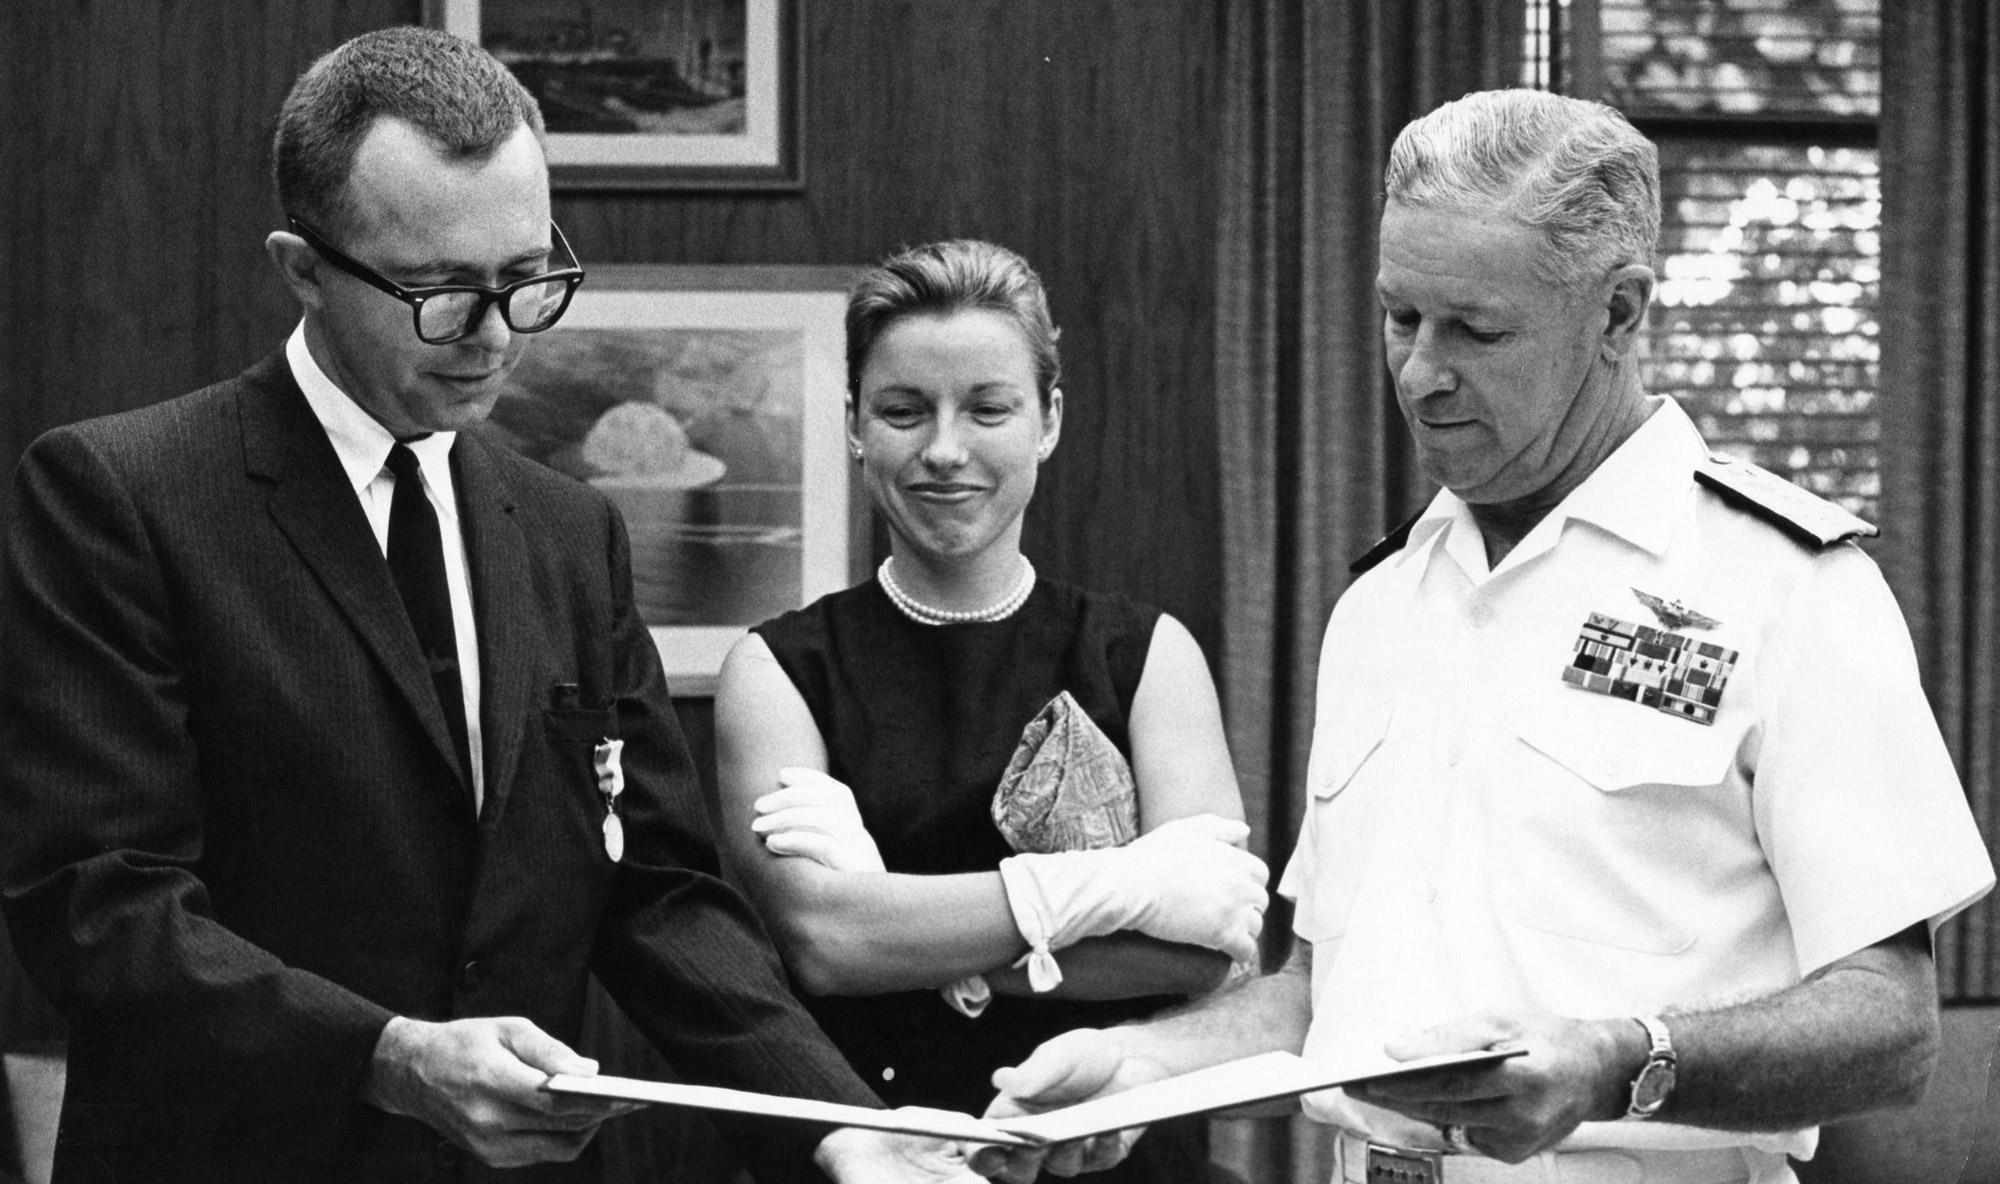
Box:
[1348,510,1425,575]
[1693,453,1878,549]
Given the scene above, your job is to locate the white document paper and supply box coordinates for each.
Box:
[545,1073,1041,1146]
[546,1046,1522,1146]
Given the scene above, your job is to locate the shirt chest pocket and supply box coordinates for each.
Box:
[1293,699,1396,946]
[1514,694,1740,792]
[1499,691,1749,955]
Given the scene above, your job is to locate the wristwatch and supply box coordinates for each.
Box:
[1625,1015,1678,1119]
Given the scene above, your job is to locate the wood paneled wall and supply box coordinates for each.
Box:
[1,3,1225,1175]
[556,1,1227,651]
[2,2,412,487]
[1,0,1224,650]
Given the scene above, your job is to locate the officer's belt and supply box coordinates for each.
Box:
[1334,1129,1757,1184]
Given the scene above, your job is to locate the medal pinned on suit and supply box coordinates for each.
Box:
[594,738,626,862]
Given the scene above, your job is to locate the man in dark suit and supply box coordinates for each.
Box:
[0,27,977,1184]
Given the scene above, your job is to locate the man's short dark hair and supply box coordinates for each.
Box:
[272,26,544,235]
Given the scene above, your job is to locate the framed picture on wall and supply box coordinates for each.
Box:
[427,0,803,190]
[478,265,861,694]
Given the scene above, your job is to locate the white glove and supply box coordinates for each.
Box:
[751,767,886,873]
[996,813,1269,991]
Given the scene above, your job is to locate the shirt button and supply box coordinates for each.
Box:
[882,1066,896,1082]
[1603,758,1624,778]
[1445,744,1463,767]
[1470,604,1493,627]
[458,960,480,990]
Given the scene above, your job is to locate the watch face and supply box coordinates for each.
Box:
[1632,1059,1677,1114]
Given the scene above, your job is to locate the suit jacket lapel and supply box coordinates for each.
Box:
[453,434,535,831]
[239,354,471,801]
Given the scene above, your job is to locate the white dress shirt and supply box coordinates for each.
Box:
[286,322,486,811]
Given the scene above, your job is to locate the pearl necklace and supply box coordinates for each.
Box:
[878,556,1036,626]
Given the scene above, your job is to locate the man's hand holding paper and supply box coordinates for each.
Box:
[974,1027,1169,1181]
[1346,1008,1651,1164]
[361,1015,644,1168]
[814,1125,992,1183]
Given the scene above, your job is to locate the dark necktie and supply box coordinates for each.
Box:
[385,442,472,790]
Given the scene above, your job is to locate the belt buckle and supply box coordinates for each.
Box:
[1365,1142,1445,1184]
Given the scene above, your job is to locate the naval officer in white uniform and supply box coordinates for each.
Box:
[971,87,1995,1184]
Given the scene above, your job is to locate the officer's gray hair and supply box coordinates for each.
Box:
[1385,89,1660,292]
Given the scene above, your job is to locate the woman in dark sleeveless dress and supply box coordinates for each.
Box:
[713,240,1267,1182]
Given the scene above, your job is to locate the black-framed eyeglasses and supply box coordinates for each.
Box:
[288,215,586,345]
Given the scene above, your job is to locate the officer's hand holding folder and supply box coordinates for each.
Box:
[545,1047,1524,1147]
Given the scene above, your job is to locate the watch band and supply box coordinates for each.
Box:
[1626,1014,1678,1120]
[1636,1014,1673,1058]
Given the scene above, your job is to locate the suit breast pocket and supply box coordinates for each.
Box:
[542,703,619,746]
[538,703,623,853]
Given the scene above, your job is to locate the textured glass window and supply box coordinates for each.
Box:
[1524,0,1558,90]
[1521,0,1881,519]
[1648,142,1879,517]
[1599,0,1880,117]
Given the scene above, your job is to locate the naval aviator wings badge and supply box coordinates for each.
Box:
[1631,587,1722,631]
[1563,612,1738,726]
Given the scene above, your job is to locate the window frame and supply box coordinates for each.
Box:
[1534,0,1886,519]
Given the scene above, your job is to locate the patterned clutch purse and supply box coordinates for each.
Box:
[990,691,1140,854]
[945,692,1141,1018]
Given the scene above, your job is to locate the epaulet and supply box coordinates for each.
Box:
[1348,511,1425,575]
[1692,452,1878,549]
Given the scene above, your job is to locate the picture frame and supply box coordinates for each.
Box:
[478,265,863,695]
[427,0,803,191]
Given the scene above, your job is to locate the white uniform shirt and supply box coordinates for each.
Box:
[286,323,487,811]
[1278,397,1994,1164]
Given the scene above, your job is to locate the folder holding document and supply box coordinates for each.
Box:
[546,1047,1525,1148]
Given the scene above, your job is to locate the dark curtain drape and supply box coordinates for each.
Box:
[1881,3,2000,1002]
[1213,0,1523,907]
[1209,2,1521,1179]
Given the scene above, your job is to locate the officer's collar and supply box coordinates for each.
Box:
[1411,397,1699,578]
[1553,396,1700,558]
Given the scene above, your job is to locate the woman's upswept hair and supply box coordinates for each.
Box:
[846,239,1061,406]
[273,26,544,236]
[1386,89,1660,291]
